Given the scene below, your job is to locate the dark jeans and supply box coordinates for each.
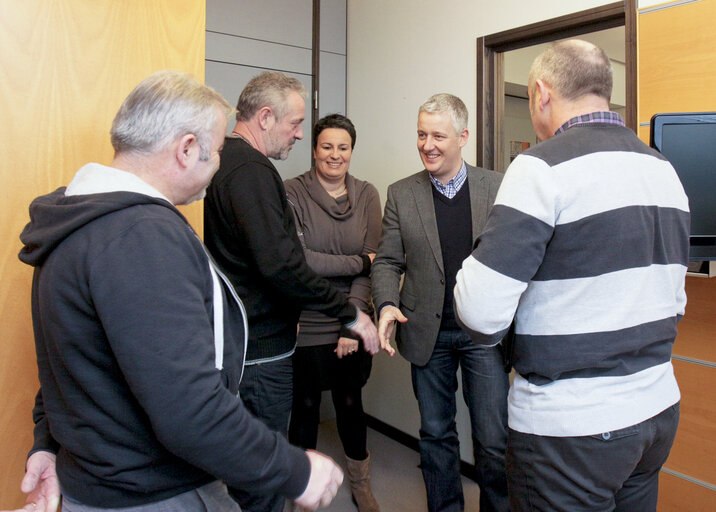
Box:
[507,403,680,512]
[230,356,293,512]
[411,329,509,512]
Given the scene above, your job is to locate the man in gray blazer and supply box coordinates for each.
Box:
[371,94,509,512]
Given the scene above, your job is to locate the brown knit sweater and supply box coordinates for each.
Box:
[284,169,381,347]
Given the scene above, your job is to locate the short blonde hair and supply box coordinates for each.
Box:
[418,93,468,134]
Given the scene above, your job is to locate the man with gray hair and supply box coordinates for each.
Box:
[13,70,344,512]
[204,71,382,512]
[455,39,689,511]
[372,93,509,512]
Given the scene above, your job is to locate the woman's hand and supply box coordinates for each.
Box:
[334,337,360,359]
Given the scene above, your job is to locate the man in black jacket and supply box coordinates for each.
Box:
[204,71,382,512]
[13,70,343,512]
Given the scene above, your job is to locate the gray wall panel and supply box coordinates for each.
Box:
[318,52,346,117]
[320,0,346,54]
[206,31,312,75]
[205,61,312,180]
[207,0,312,48]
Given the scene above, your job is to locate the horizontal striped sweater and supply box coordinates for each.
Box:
[454,121,690,436]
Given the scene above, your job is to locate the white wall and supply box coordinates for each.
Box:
[347,0,618,464]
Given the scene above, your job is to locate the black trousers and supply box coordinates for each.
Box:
[289,343,370,460]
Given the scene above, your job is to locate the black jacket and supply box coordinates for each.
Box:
[19,184,309,507]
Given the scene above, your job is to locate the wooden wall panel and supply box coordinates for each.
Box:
[639,1,716,507]
[0,1,205,507]
[666,360,716,484]
[639,0,716,124]
[658,472,716,512]
[674,278,716,362]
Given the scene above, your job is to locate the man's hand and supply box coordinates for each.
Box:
[334,337,359,359]
[347,310,381,355]
[377,305,405,357]
[294,450,343,510]
[0,451,60,512]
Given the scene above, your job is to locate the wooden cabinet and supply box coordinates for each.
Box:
[639,1,716,509]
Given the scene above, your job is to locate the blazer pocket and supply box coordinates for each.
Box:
[400,291,417,312]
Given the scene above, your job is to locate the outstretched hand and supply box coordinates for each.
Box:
[377,305,405,357]
[0,451,60,512]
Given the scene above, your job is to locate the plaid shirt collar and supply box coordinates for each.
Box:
[430,160,467,199]
[554,111,625,136]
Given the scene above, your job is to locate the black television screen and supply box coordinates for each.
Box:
[650,112,716,260]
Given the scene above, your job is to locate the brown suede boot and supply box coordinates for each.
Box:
[345,452,380,512]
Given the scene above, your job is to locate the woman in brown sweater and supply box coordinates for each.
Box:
[285,114,382,512]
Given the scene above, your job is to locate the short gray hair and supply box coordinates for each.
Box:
[529,39,613,102]
[110,70,233,159]
[418,93,468,134]
[236,71,307,122]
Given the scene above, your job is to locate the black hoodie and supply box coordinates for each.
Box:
[19,177,309,507]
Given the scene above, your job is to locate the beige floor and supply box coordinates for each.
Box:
[288,420,481,511]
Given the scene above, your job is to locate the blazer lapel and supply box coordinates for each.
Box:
[411,172,444,273]
[467,166,489,241]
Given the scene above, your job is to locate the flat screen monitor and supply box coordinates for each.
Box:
[650,112,716,261]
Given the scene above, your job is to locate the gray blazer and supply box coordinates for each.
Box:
[371,164,503,366]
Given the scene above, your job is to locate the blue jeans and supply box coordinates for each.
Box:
[230,355,293,512]
[411,329,509,512]
[507,403,680,512]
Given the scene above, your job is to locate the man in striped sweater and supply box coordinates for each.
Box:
[454,39,690,511]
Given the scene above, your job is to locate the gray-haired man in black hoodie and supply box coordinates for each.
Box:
[13,70,342,512]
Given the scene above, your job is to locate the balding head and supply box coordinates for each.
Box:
[528,39,613,103]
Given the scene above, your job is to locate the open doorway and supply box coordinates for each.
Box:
[475,0,637,171]
[501,27,626,172]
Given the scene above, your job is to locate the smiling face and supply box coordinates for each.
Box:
[313,128,353,183]
[266,90,305,160]
[417,111,468,184]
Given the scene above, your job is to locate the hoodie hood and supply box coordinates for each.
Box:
[19,165,180,267]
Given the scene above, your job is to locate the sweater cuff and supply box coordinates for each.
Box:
[281,448,313,499]
[339,302,359,328]
[31,421,60,457]
[378,302,396,315]
[360,255,372,277]
[339,324,355,339]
